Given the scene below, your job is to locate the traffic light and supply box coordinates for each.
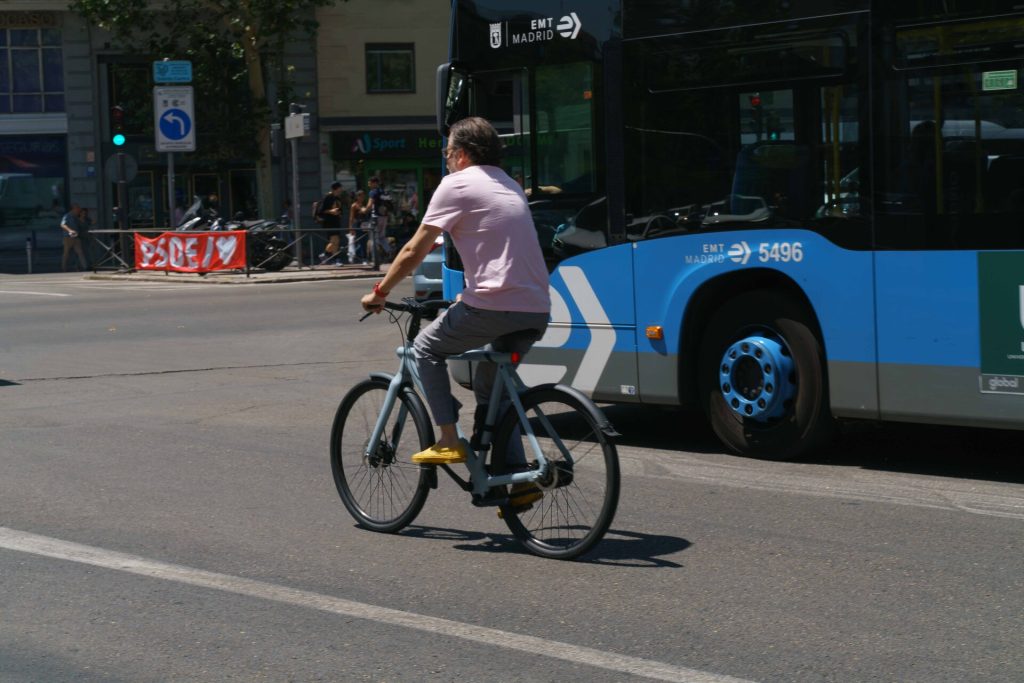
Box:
[111,105,126,146]
[748,93,763,141]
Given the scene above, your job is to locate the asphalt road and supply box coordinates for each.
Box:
[1,273,1022,682]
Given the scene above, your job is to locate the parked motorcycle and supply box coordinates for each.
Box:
[177,196,292,272]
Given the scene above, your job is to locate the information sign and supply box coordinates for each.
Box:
[153,60,193,83]
[982,70,1018,92]
[153,86,196,152]
[285,113,311,139]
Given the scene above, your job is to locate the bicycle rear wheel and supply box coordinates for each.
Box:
[492,386,620,560]
[330,377,434,532]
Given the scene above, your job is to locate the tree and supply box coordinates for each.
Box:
[70,0,345,217]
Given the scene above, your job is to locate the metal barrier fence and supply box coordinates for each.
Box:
[84,222,394,276]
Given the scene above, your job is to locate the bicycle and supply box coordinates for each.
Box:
[330,298,621,560]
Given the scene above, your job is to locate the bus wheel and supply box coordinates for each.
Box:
[697,291,832,460]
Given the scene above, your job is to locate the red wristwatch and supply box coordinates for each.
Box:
[373,281,389,298]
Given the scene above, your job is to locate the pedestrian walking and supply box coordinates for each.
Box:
[316,182,345,265]
[366,176,394,262]
[60,204,89,271]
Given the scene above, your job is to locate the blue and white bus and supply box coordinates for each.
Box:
[437,1,1024,459]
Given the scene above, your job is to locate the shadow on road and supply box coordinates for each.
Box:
[401,524,690,567]
[601,404,1024,485]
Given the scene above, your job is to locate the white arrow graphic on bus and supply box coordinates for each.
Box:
[728,241,751,264]
[521,266,615,397]
[557,12,581,39]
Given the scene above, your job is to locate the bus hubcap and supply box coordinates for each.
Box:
[718,335,796,422]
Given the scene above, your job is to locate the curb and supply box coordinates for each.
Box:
[84,264,389,285]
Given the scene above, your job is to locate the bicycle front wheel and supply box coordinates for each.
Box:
[330,377,434,533]
[492,386,620,560]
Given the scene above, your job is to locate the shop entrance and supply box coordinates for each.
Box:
[360,160,441,247]
[113,169,259,228]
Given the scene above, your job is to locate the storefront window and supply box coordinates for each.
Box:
[330,129,446,240]
[0,135,68,260]
[127,172,155,228]
[0,28,64,114]
[229,170,258,219]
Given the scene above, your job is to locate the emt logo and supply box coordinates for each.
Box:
[490,12,583,49]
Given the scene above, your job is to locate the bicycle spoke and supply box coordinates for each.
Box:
[495,388,619,559]
[331,380,431,532]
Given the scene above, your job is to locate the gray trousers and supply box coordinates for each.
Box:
[412,301,548,429]
[61,235,88,271]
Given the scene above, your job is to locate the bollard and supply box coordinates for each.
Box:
[25,237,32,274]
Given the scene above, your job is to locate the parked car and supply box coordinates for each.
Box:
[413,233,444,300]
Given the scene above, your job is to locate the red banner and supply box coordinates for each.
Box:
[134,231,247,272]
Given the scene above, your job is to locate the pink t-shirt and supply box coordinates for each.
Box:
[421,165,550,313]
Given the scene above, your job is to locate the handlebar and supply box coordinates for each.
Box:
[359,297,452,322]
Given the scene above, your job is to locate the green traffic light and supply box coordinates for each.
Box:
[112,133,126,146]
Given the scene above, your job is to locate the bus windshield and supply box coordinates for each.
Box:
[462,62,599,199]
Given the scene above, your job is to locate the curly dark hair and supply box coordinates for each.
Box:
[448,116,502,167]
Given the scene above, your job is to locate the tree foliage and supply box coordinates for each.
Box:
[71,0,342,208]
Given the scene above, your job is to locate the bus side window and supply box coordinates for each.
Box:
[877,62,1024,250]
[624,19,868,246]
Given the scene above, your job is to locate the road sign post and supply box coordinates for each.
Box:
[285,104,310,267]
[154,85,195,227]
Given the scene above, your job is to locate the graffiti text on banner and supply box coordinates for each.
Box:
[135,231,247,272]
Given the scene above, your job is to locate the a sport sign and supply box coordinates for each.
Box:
[135,231,246,272]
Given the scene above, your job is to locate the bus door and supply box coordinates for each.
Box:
[624,17,877,414]
[874,14,1024,427]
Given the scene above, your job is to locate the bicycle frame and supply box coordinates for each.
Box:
[364,340,572,499]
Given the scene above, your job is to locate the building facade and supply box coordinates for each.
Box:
[315,0,450,240]
[0,1,446,273]
[0,4,95,271]
[0,3,322,272]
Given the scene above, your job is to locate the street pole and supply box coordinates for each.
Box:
[167,152,175,227]
[284,103,311,268]
[117,152,130,259]
[291,133,301,267]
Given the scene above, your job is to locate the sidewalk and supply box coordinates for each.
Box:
[85,262,389,285]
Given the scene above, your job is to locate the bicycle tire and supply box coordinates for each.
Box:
[330,377,434,533]
[492,385,620,560]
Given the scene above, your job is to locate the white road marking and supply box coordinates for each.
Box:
[0,526,754,683]
[0,289,70,297]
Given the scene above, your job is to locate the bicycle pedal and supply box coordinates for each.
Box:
[424,467,438,490]
[471,490,508,508]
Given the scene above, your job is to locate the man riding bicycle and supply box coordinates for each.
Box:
[360,117,550,505]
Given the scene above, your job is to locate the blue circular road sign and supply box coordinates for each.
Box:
[159,108,192,140]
